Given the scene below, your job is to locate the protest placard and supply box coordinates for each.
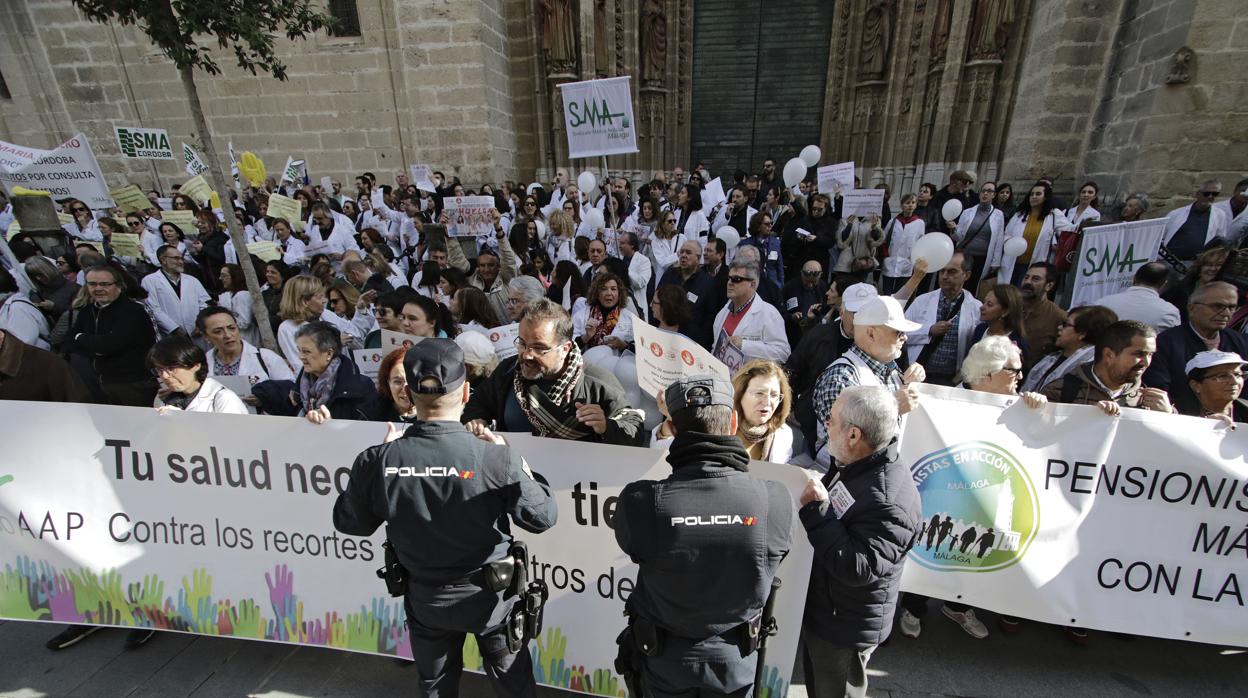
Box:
[109,232,143,257]
[266,193,302,224]
[711,329,746,376]
[841,189,885,217]
[381,329,426,351]
[816,161,856,195]
[57,212,73,225]
[114,126,174,160]
[352,347,386,380]
[633,324,731,398]
[319,176,333,194]
[409,164,436,193]
[246,241,282,262]
[0,133,114,208]
[180,174,213,204]
[700,177,726,214]
[1070,219,1166,306]
[182,142,208,176]
[443,196,495,238]
[163,210,196,236]
[482,323,519,360]
[559,76,639,158]
[109,184,151,213]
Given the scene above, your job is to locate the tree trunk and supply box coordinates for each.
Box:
[177,64,279,352]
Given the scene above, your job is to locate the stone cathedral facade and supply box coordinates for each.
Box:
[0,0,1242,210]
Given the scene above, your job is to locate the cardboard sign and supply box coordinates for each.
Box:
[109,232,143,257]
[246,241,283,262]
[110,184,151,213]
[841,189,885,218]
[163,210,196,236]
[817,161,855,195]
[266,193,302,224]
[0,133,114,208]
[180,174,213,204]
[381,329,426,351]
[633,324,731,398]
[352,348,386,380]
[443,196,495,238]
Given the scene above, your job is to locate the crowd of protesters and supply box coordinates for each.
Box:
[0,161,1244,692]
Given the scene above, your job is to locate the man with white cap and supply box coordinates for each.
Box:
[1182,350,1246,424]
[790,281,878,452]
[811,294,925,469]
[903,251,983,386]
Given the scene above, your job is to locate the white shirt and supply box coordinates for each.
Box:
[1213,199,1248,245]
[573,304,635,345]
[1094,286,1181,331]
[883,217,927,278]
[156,377,249,414]
[141,271,211,335]
[1065,205,1101,229]
[0,295,50,349]
[1163,203,1231,251]
[624,253,653,322]
[1002,209,1075,270]
[712,296,791,363]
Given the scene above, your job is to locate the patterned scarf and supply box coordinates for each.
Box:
[298,357,341,415]
[513,342,588,439]
[588,305,621,347]
[738,423,775,461]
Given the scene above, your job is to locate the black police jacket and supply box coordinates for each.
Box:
[333,420,557,585]
[800,446,922,649]
[615,432,793,639]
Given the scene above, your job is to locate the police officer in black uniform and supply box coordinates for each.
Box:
[333,339,558,698]
[614,375,794,697]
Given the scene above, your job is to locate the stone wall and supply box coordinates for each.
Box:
[0,0,516,193]
[1083,0,1246,213]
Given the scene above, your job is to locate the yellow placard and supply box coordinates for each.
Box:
[266,193,302,224]
[109,185,151,213]
[5,220,20,239]
[57,212,73,225]
[180,174,213,204]
[291,220,305,233]
[246,241,282,262]
[78,240,105,254]
[163,210,196,236]
[110,232,143,257]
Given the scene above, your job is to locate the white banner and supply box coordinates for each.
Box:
[0,133,114,208]
[115,126,174,160]
[559,77,639,159]
[0,403,812,696]
[841,189,885,218]
[898,385,1247,647]
[816,161,855,195]
[444,196,496,238]
[1070,219,1166,306]
[634,324,730,399]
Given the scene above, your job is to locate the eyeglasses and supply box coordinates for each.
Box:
[1200,371,1244,383]
[802,271,821,277]
[70,207,89,214]
[1193,302,1238,314]
[150,366,180,377]
[86,281,117,288]
[1198,191,1220,198]
[129,221,143,227]
[999,366,1023,375]
[513,337,563,356]
[727,275,756,284]
[328,297,345,305]
[160,255,182,262]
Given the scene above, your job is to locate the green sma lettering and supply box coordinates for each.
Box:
[569,98,625,128]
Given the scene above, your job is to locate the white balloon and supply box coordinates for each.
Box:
[717,226,741,251]
[526,182,541,196]
[577,171,596,194]
[783,157,806,188]
[941,199,963,222]
[910,233,954,271]
[584,207,605,230]
[800,144,822,167]
[1003,236,1028,259]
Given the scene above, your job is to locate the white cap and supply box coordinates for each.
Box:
[842,283,879,312]
[1185,350,1246,376]
[454,330,496,366]
[853,296,921,332]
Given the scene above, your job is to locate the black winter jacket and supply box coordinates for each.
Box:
[254,357,380,421]
[801,446,922,648]
[66,297,156,384]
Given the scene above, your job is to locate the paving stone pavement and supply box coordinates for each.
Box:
[0,612,1243,697]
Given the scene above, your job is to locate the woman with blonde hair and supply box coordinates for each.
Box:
[545,210,578,265]
[730,359,800,463]
[277,275,328,369]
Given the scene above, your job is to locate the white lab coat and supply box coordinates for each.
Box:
[0,294,50,349]
[675,208,710,238]
[1001,209,1074,267]
[953,206,1007,280]
[1163,203,1230,250]
[903,288,983,366]
[156,377,249,414]
[1213,199,1248,244]
[206,341,294,382]
[141,271,211,335]
[624,252,653,322]
[711,205,757,235]
[1065,205,1101,229]
[711,296,791,363]
[572,304,635,344]
[648,234,686,279]
[882,217,927,278]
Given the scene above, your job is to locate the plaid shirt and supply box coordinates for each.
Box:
[926,292,963,374]
[812,345,904,448]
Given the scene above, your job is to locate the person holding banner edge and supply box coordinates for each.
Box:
[333,338,557,698]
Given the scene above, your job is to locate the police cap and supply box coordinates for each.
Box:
[403,338,467,394]
[664,374,733,413]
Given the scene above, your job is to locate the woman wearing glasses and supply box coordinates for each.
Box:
[1182,351,1247,424]
[647,209,685,277]
[61,200,102,242]
[150,334,248,415]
